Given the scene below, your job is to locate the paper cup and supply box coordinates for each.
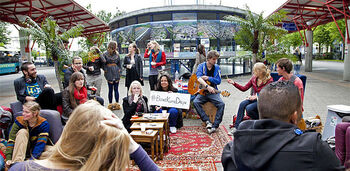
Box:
[162,110,167,117]
[141,123,146,133]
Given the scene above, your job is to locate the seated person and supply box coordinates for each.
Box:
[5,101,49,168]
[227,62,273,135]
[151,74,182,134]
[222,81,342,170]
[62,72,104,124]
[14,62,60,110]
[335,118,350,169]
[122,81,148,132]
[10,100,160,171]
[193,50,225,134]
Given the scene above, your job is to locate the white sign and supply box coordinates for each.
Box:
[149,91,191,109]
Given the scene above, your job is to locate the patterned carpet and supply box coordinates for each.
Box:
[163,125,232,163]
[130,126,231,170]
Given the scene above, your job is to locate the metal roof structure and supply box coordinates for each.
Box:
[0,0,110,36]
[270,0,350,44]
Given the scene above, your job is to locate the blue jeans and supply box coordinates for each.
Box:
[193,93,225,128]
[235,99,258,128]
[108,81,119,103]
[155,108,179,127]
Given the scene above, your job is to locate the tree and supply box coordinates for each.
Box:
[0,21,11,47]
[20,17,83,91]
[314,24,332,55]
[78,4,124,52]
[279,32,303,50]
[224,5,287,64]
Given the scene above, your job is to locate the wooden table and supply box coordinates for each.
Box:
[131,113,170,157]
[131,122,165,159]
[130,130,159,161]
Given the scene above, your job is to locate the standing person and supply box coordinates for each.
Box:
[123,43,144,92]
[152,74,182,133]
[10,100,160,171]
[103,41,122,104]
[227,62,273,135]
[293,47,302,75]
[193,50,225,134]
[84,46,105,96]
[14,62,60,110]
[122,81,149,133]
[144,41,166,90]
[221,81,342,170]
[192,44,206,74]
[62,72,104,124]
[5,101,49,168]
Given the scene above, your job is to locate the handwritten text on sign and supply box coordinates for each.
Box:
[149,91,191,109]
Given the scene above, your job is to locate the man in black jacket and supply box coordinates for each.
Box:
[221,81,342,171]
[14,62,59,110]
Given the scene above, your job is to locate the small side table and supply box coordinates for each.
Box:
[130,130,159,161]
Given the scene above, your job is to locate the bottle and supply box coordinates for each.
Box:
[175,70,179,83]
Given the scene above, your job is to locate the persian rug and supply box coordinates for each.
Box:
[129,126,231,170]
[163,125,232,163]
[129,159,217,171]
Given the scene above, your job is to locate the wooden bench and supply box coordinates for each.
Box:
[130,130,159,161]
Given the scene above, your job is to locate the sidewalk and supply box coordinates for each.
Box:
[109,64,350,170]
[1,62,349,169]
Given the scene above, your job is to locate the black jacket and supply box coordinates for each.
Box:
[83,54,105,76]
[14,75,48,103]
[222,119,343,171]
[122,96,148,132]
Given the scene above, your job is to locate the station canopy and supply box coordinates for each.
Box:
[270,0,350,43]
[0,0,109,36]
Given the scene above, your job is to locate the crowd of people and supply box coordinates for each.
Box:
[0,40,347,170]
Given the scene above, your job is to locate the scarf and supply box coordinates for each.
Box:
[73,86,88,104]
[128,95,148,113]
[149,50,162,69]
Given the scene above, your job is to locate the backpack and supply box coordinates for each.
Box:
[0,106,13,139]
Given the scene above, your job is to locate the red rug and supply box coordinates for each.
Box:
[164,125,232,163]
[129,159,216,171]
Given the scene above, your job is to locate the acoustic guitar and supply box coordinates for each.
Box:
[188,74,230,97]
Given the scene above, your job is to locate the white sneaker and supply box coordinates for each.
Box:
[206,121,212,129]
[170,127,177,134]
[208,127,216,134]
[228,128,236,136]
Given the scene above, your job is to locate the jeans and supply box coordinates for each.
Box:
[86,74,103,96]
[193,93,225,128]
[149,75,158,90]
[235,99,258,128]
[107,81,119,103]
[155,108,179,127]
[335,122,350,168]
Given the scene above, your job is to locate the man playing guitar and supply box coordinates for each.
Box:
[193,50,225,134]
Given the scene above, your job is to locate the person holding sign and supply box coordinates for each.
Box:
[152,74,182,134]
[193,50,225,134]
[122,81,149,132]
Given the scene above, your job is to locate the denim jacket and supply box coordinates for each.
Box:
[196,62,221,89]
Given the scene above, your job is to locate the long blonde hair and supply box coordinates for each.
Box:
[150,41,160,52]
[253,62,271,84]
[47,100,130,170]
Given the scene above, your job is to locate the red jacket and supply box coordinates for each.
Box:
[233,76,273,95]
[144,49,166,68]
